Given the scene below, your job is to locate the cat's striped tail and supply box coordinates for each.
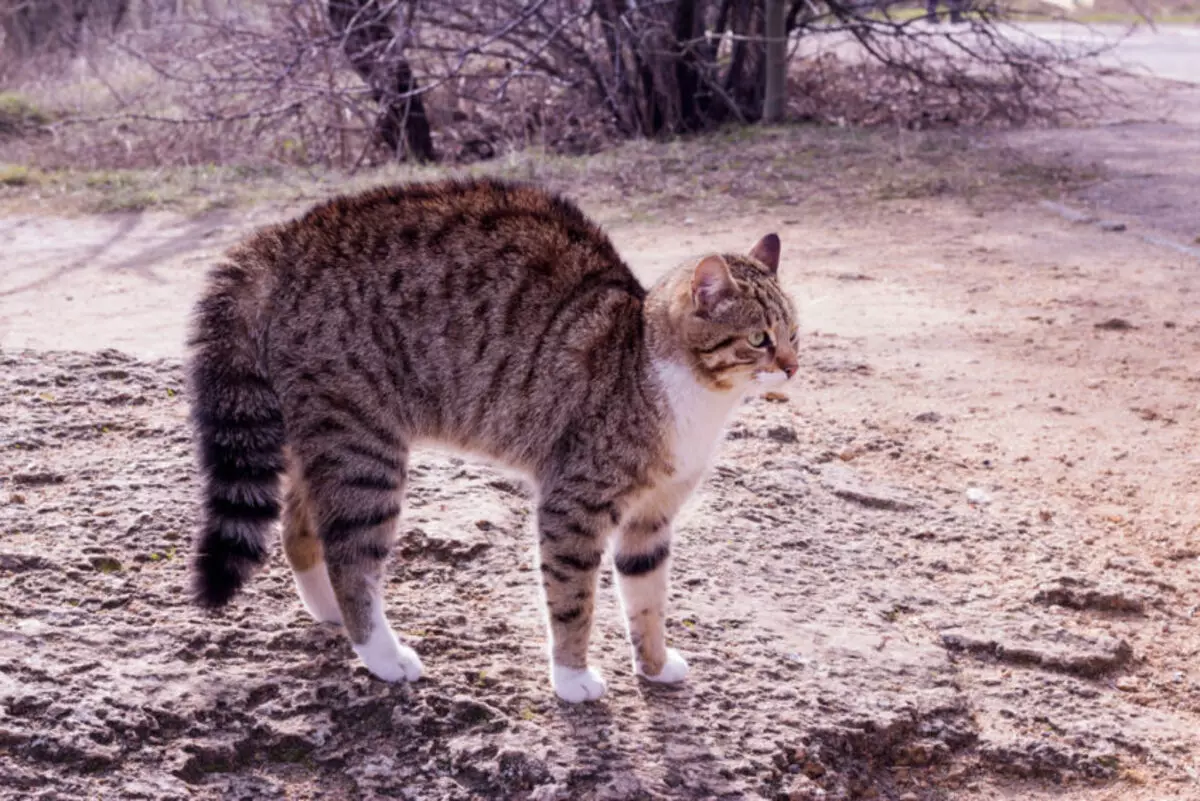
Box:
[187,253,286,608]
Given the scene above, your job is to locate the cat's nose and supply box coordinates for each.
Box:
[778,356,798,379]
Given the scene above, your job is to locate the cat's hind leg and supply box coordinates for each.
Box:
[614,515,688,684]
[297,428,422,684]
[536,489,615,702]
[282,464,343,625]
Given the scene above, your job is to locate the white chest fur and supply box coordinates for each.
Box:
[652,359,746,484]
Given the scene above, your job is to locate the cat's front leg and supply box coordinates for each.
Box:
[614,516,689,684]
[536,493,612,703]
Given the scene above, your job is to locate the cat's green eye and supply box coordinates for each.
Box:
[747,330,770,348]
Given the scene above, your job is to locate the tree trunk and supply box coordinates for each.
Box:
[673,0,701,130]
[0,0,132,57]
[589,0,770,137]
[723,0,767,120]
[762,0,787,123]
[327,0,436,163]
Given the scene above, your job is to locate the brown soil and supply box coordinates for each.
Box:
[2,84,1200,801]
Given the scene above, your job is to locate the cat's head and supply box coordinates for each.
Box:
[660,233,798,392]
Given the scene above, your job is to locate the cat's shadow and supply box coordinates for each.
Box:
[638,685,726,790]
[555,682,726,794]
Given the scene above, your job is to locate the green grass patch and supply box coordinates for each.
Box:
[0,124,1097,218]
[0,92,51,136]
[0,164,39,186]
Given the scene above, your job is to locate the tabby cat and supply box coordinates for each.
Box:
[188,179,798,703]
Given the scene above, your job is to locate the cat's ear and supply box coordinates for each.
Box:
[691,255,736,315]
[749,233,780,275]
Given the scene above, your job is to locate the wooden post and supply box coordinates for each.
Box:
[762,0,787,123]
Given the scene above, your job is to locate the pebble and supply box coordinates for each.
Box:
[966,488,991,506]
[766,426,799,444]
[1095,318,1136,331]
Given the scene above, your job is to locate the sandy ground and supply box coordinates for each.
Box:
[3,84,1200,799]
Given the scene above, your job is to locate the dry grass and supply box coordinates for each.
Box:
[0,123,1100,219]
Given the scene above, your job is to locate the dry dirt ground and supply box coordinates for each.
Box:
[3,84,1200,801]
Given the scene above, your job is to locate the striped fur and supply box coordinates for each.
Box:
[186,178,798,701]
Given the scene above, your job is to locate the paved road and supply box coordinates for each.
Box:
[799,20,1200,241]
[800,21,1199,85]
[1002,23,1200,243]
[1011,22,1200,84]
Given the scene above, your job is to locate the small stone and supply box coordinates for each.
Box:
[90,556,123,573]
[1115,676,1138,692]
[966,488,991,506]
[785,772,826,800]
[766,426,799,444]
[941,625,1133,678]
[821,466,916,512]
[763,391,789,403]
[1095,318,1136,331]
[11,471,66,486]
[913,411,942,423]
[1098,220,1127,232]
[1033,577,1148,614]
[0,553,56,572]
[802,758,826,778]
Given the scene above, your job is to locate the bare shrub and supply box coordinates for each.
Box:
[2,0,1113,171]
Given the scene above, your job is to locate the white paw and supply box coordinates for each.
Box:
[353,625,423,683]
[293,564,344,625]
[637,647,689,684]
[551,664,607,703]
